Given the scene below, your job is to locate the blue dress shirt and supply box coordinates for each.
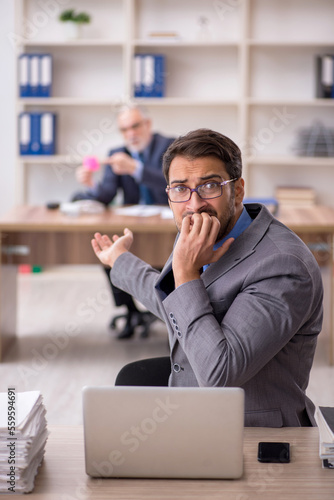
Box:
[203,207,253,271]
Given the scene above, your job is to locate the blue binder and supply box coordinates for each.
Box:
[19,54,30,97]
[152,54,165,97]
[134,54,166,98]
[142,54,156,97]
[29,55,40,97]
[134,54,143,97]
[316,54,334,99]
[39,54,52,97]
[40,112,56,154]
[19,113,31,154]
[18,53,53,97]
[19,112,56,155]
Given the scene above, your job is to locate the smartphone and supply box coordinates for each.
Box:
[257,442,290,463]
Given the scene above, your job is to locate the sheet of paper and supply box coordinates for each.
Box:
[114,205,173,218]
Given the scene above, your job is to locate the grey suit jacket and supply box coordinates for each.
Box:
[110,204,323,427]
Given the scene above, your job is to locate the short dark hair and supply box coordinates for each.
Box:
[162,128,242,182]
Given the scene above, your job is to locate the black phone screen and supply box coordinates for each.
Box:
[257,442,290,463]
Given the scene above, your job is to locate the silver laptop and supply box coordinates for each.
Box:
[82,385,244,479]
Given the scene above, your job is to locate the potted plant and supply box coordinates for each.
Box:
[59,9,91,39]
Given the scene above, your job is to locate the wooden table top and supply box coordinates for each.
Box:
[277,205,334,232]
[1,204,334,234]
[0,205,177,234]
[24,426,334,500]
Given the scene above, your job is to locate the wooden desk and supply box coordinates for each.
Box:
[0,205,333,362]
[0,205,177,267]
[24,426,334,499]
[0,205,177,359]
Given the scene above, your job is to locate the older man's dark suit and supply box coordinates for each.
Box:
[72,133,174,205]
[72,132,175,315]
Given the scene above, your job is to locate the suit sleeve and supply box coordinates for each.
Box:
[161,253,323,388]
[110,252,166,320]
[71,149,119,205]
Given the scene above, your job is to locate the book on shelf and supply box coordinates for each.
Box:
[19,112,57,155]
[19,53,52,98]
[315,406,334,469]
[0,391,48,493]
[133,54,165,98]
[275,186,316,207]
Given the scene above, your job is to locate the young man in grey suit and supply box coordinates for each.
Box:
[91,128,323,427]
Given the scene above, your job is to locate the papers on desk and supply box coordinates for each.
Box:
[114,204,173,219]
[315,406,334,469]
[60,200,106,216]
[0,391,48,493]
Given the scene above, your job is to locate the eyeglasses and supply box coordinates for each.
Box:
[166,178,238,203]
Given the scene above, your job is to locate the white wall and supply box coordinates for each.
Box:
[0,1,16,216]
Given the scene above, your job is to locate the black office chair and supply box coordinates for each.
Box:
[104,267,159,339]
[115,356,171,386]
[110,309,158,339]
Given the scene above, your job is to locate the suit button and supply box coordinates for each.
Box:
[169,312,174,319]
[173,363,181,373]
[175,326,182,338]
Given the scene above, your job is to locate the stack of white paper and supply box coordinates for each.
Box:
[315,406,334,469]
[0,391,48,493]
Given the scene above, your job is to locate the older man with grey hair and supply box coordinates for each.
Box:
[72,104,175,339]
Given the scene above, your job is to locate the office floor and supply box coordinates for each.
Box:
[1,265,333,425]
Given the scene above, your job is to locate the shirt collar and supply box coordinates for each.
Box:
[213,206,252,250]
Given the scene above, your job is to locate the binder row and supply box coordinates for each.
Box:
[19,112,56,155]
[134,54,165,98]
[316,54,334,99]
[19,54,52,98]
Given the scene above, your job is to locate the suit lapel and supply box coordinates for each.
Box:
[155,204,273,308]
[202,205,273,286]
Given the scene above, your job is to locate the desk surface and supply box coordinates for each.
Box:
[0,205,177,233]
[0,205,178,268]
[26,426,333,500]
[1,204,334,231]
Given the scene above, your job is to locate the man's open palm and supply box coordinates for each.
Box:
[91,229,133,267]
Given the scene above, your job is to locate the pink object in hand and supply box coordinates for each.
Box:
[83,156,100,171]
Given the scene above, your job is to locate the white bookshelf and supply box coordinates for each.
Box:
[14,0,334,206]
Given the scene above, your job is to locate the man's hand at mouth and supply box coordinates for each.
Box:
[172,212,234,288]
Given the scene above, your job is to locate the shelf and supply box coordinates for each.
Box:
[133,98,239,106]
[20,39,124,47]
[17,155,83,165]
[18,98,123,107]
[247,156,334,167]
[247,99,334,107]
[133,39,239,48]
[18,97,240,107]
[247,40,334,47]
